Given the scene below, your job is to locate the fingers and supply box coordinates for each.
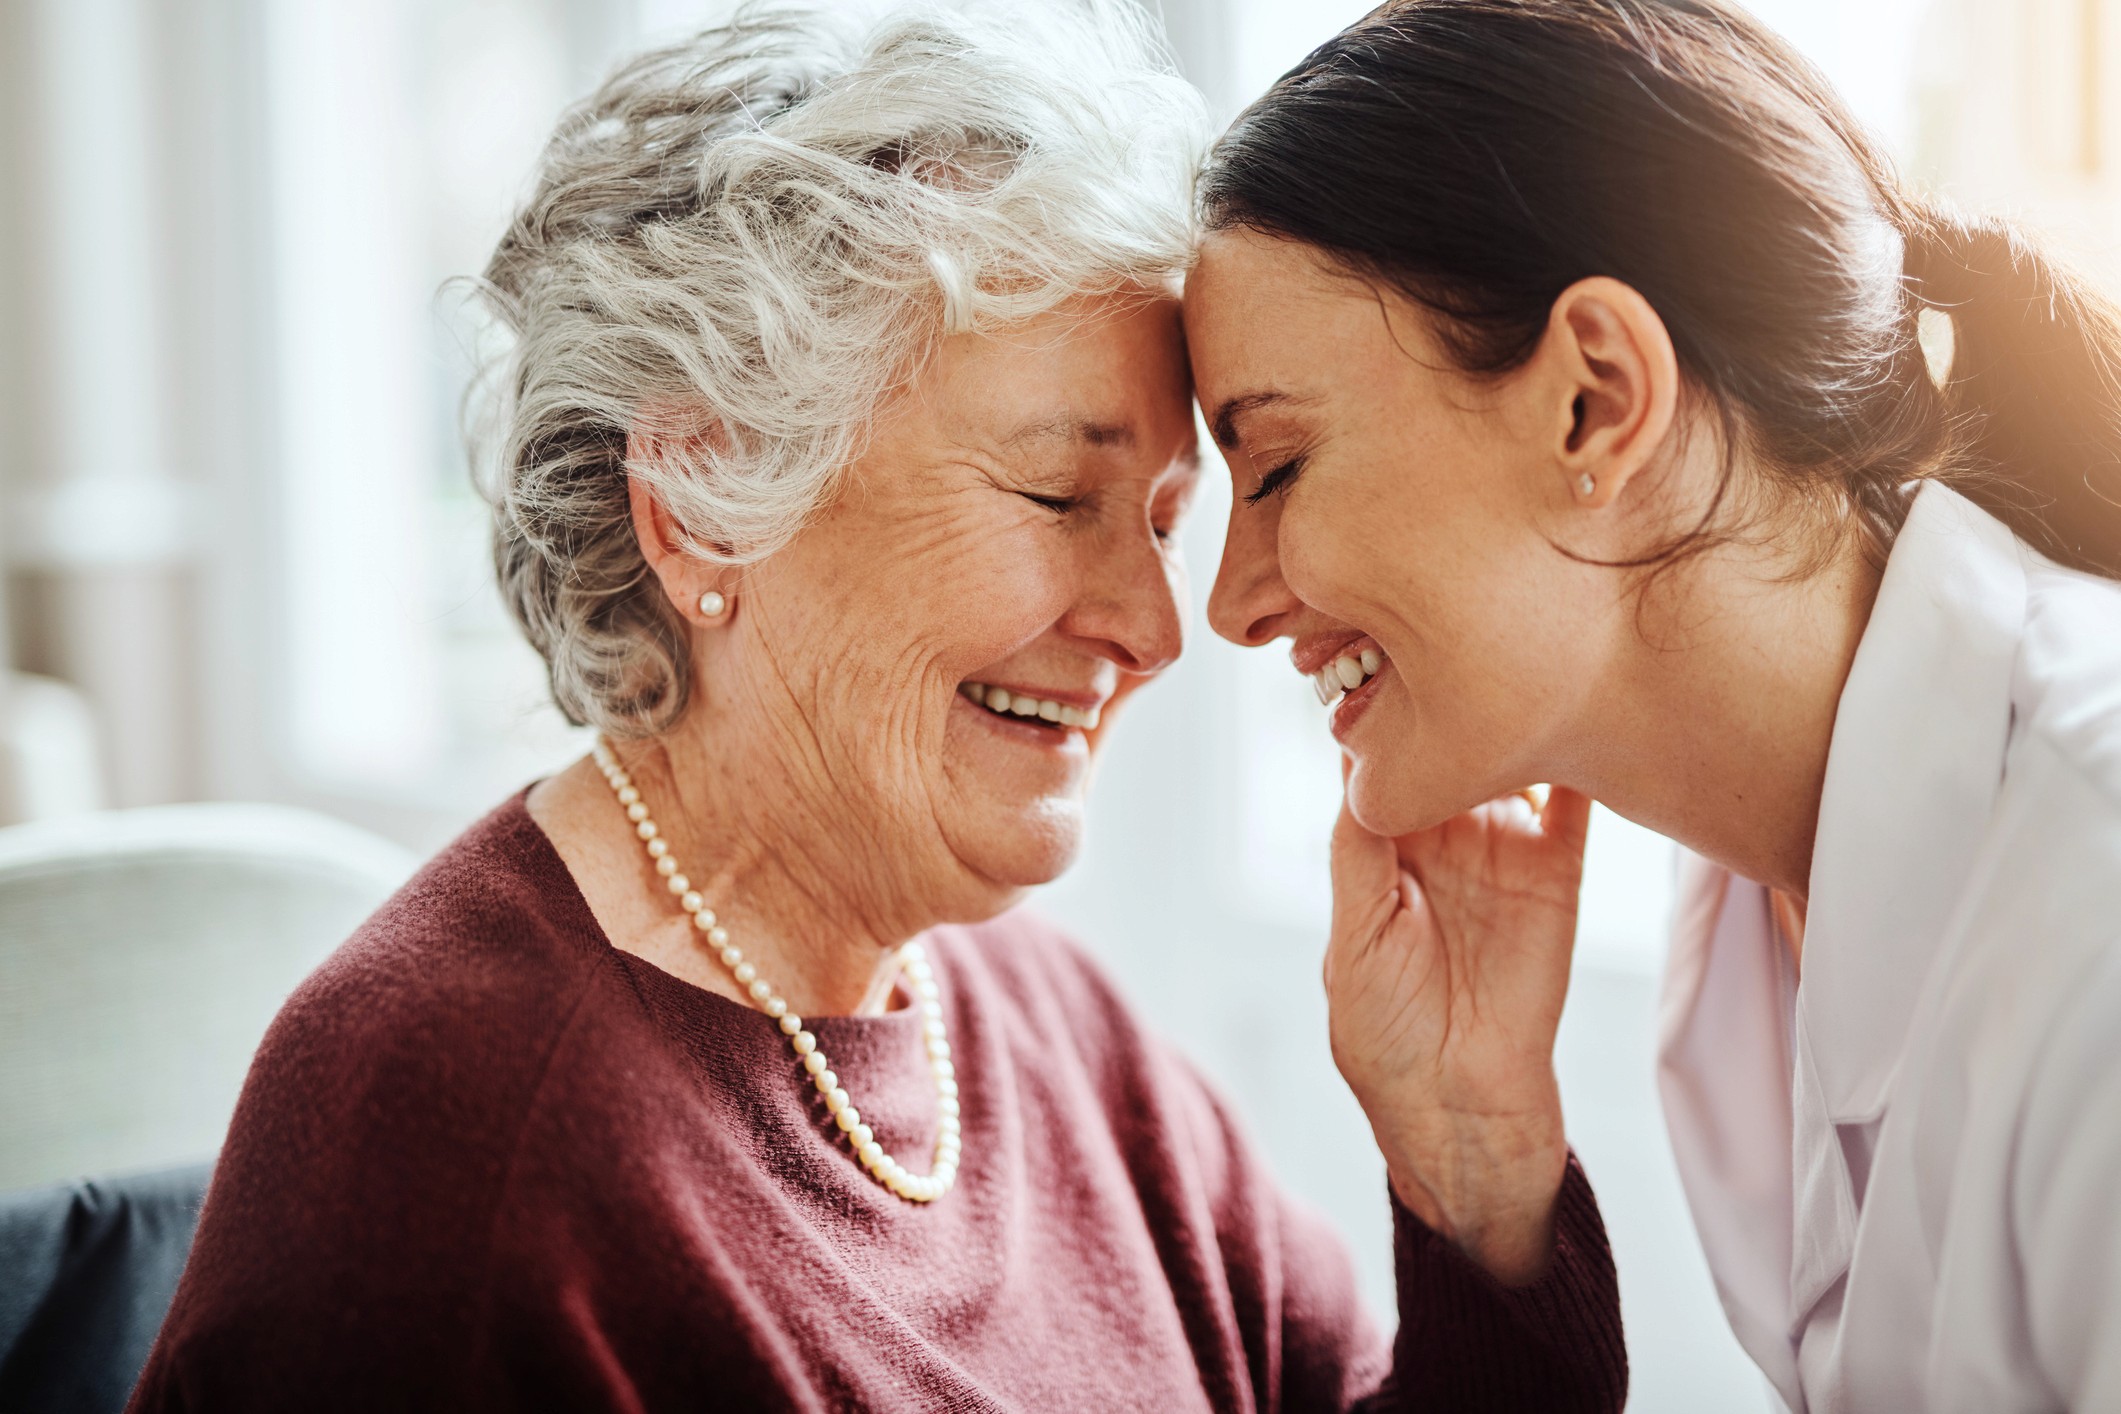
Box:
[1539,784,1593,855]
[1502,783,1592,855]
[1329,795,1403,939]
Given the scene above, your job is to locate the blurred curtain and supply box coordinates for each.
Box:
[0,0,261,824]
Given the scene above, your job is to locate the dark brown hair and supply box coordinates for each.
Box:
[1200,0,2121,578]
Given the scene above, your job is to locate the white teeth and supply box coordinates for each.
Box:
[1310,647,1387,706]
[961,683,1100,731]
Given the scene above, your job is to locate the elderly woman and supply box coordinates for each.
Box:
[130,6,1623,1411]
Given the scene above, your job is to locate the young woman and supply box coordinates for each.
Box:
[1187,1,2121,1410]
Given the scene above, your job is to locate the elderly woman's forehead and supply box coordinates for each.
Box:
[926,302,1187,410]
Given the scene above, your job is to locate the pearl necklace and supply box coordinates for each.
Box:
[593,739,961,1203]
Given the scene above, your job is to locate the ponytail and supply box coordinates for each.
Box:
[1905,212,2121,578]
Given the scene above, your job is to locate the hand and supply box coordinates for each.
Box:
[1325,783,1592,1285]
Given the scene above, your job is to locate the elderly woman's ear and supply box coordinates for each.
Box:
[626,422,739,627]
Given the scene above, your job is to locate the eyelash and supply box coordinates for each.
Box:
[1021,490,1181,543]
[1244,456,1307,507]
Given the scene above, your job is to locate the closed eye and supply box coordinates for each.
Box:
[1021,492,1079,515]
[1243,457,1306,507]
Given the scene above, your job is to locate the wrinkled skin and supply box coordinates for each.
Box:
[531,292,1200,1019]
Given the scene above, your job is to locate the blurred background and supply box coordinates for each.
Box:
[0,0,2113,1407]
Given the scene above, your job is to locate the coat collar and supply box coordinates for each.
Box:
[1796,481,2025,1123]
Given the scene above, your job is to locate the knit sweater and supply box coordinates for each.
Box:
[128,793,1626,1411]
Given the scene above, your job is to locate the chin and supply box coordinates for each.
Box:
[1346,753,1475,839]
[948,797,1086,900]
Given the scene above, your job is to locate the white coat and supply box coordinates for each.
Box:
[1656,481,2121,1412]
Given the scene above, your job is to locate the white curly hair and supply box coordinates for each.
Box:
[469,0,1208,736]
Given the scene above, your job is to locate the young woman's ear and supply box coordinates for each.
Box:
[1542,276,1680,508]
[626,419,738,626]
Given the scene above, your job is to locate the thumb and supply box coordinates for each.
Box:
[1330,794,1404,941]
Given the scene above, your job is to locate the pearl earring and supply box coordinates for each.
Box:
[697,590,728,619]
[1577,473,1597,499]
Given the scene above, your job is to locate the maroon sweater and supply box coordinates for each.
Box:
[129,795,1625,1412]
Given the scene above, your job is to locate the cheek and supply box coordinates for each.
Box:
[1332,432,1542,634]
[934,530,1079,669]
[810,509,1071,683]
[1277,484,1392,625]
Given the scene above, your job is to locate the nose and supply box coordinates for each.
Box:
[1208,491,1299,648]
[1062,519,1186,677]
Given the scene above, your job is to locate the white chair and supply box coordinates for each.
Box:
[0,804,416,1190]
[0,672,105,825]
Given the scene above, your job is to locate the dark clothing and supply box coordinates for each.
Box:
[3,1163,210,1414]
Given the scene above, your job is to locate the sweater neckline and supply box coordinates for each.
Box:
[499,786,939,1127]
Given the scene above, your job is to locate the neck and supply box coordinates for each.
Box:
[599,708,936,1018]
[1567,527,1883,901]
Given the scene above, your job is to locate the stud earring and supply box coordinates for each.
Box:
[1577,473,1597,499]
[697,590,728,619]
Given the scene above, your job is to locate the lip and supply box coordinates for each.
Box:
[952,691,1094,750]
[1329,658,1390,740]
[1290,631,1381,679]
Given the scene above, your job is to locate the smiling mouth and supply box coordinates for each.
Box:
[959,681,1103,732]
[1309,645,1387,706]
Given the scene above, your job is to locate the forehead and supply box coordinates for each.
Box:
[1184,229,1458,441]
[1189,228,1352,315]
[917,293,1193,445]
[1183,229,1382,368]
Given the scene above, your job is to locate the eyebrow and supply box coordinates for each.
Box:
[1209,390,1306,450]
[1002,414,1138,450]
